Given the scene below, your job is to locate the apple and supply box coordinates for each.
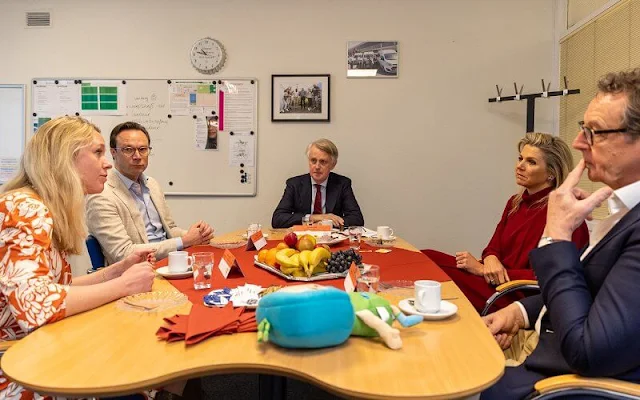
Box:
[296,234,317,251]
[284,232,298,248]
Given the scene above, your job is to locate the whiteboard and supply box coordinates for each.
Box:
[0,85,25,184]
[31,78,258,196]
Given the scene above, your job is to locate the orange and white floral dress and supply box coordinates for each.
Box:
[0,191,71,399]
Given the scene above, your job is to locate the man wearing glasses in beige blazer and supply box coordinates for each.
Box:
[86,122,214,264]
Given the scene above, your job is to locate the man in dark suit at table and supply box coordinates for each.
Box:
[481,69,640,399]
[272,138,364,228]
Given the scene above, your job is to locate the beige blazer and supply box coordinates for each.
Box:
[86,170,186,265]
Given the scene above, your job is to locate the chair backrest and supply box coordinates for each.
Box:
[86,235,105,271]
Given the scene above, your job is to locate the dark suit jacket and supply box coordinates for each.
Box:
[522,202,640,382]
[271,172,364,228]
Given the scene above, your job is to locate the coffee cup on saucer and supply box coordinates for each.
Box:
[168,251,194,273]
[377,226,394,240]
[414,280,441,313]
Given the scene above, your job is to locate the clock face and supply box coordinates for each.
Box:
[190,37,226,74]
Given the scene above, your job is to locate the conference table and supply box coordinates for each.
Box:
[2,230,505,399]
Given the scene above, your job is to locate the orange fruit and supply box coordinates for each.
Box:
[266,248,279,266]
[258,249,269,263]
[276,242,289,250]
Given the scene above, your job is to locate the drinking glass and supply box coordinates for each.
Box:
[357,265,380,293]
[348,226,364,250]
[301,215,312,226]
[192,252,214,290]
[247,223,261,237]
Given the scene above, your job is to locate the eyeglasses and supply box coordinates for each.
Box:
[578,121,627,146]
[113,146,152,157]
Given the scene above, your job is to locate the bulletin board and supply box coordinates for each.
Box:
[0,84,25,184]
[31,78,258,196]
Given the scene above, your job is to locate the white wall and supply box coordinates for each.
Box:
[0,0,557,260]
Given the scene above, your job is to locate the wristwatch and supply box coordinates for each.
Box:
[538,236,560,247]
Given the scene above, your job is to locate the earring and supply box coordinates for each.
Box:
[548,176,554,181]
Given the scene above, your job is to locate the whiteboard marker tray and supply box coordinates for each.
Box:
[254,256,347,282]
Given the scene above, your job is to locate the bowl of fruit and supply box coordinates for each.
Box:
[254,232,361,281]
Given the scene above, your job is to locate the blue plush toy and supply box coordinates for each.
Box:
[256,284,423,350]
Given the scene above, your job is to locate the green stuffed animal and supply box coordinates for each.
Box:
[349,291,423,350]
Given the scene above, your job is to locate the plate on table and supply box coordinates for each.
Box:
[398,298,457,320]
[363,235,396,248]
[211,240,248,249]
[316,232,348,246]
[254,256,348,282]
[156,266,192,279]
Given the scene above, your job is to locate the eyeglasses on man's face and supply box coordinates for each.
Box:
[578,121,627,146]
[113,146,152,157]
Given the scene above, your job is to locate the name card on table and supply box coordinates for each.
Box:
[246,230,267,251]
[344,262,361,293]
[218,249,245,279]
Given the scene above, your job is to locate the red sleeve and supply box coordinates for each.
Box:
[571,221,590,250]
[481,197,514,261]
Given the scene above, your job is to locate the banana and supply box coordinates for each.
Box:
[275,248,298,269]
[299,250,312,277]
[311,260,327,275]
[309,247,332,269]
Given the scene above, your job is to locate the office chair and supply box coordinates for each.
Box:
[86,235,105,274]
[481,281,640,399]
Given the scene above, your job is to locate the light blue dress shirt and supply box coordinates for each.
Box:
[114,169,183,250]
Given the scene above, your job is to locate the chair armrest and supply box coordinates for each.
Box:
[481,280,540,316]
[495,280,539,292]
[534,374,640,397]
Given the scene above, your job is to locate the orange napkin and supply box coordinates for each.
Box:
[156,303,257,346]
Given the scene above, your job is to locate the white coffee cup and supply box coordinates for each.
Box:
[377,226,394,240]
[414,280,441,313]
[168,251,194,273]
[320,219,334,227]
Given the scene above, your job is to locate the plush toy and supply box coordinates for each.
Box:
[256,284,422,350]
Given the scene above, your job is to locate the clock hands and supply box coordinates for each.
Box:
[198,49,208,56]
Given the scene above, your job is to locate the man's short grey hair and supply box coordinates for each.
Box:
[597,68,640,140]
[306,138,339,164]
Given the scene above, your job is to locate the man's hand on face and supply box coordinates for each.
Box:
[544,159,613,240]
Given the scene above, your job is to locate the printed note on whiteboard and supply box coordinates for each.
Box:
[80,80,127,115]
[220,80,255,132]
[229,134,255,167]
[33,80,80,117]
[0,157,19,184]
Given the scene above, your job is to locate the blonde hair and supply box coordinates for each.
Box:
[509,132,574,215]
[1,116,101,254]
[306,138,339,165]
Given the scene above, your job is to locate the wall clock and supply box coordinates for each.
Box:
[190,37,226,74]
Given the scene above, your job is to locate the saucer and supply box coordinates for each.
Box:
[398,298,457,320]
[156,266,192,279]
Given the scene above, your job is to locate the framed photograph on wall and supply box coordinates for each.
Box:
[271,74,330,122]
[347,41,398,78]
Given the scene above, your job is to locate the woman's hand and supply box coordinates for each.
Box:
[455,251,484,275]
[482,255,510,285]
[119,262,155,296]
[123,249,156,270]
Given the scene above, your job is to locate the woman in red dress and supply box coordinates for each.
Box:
[424,133,589,313]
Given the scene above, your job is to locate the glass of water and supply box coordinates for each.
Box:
[357,264,380,293]
[192,252,214,290]
[348,226,364,250]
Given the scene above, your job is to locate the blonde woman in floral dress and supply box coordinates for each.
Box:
[0,116,156,399]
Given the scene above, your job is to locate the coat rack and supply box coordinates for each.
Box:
[488,77,580,132]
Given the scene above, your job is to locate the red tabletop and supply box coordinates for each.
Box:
[156,240,450,306]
